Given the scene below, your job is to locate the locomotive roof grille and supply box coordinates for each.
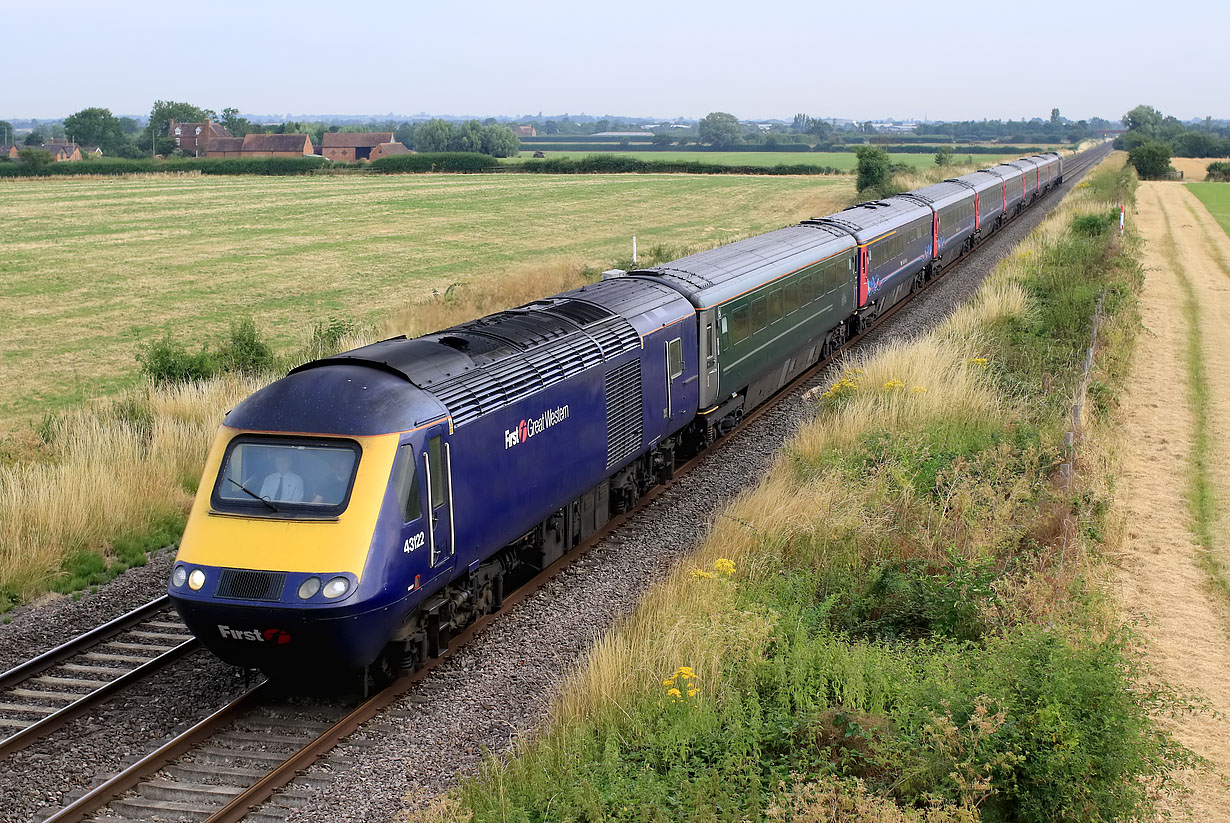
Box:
[430,315,637,426]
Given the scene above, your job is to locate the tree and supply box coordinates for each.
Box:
[480,124,520,158]
[220,107,260,138]
[416,119,454,152]
[1127,141,1173,179]
[450,120,483,153]
[24,131,44,147]
[855,145,892,194]
[18,148,54,169]
[791,113,813,134]
[542,120,559,135]
[1122,105,1162,134]
[934,145,954,167]
[698,112,741,147]
[0,120,13,144]
[1050,107,1061,124]
[63,107,126,153]
[809,119,833,144]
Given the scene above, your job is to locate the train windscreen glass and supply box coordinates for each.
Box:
[214,440,358,513]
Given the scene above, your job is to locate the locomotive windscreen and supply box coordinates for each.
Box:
[212,438,360,516]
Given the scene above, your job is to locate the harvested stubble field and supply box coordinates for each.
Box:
[0,172,852,431]
[500,150,1025,169]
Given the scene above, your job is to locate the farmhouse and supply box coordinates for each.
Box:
[516,125,537,137]
[169,119,232,155]
[321,132,394,162]
[29,139,83,161]
[2,145,17,159]
[206,133,314,158]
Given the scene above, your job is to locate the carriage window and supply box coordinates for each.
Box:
[769,288,785,323]
[667,338,684,379]
[731,305,750,342]
[213,438,359,516]
[393,444,422,522]
[786,280,799,313]
[751,295,767,332]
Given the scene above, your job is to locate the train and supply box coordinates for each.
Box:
[168,151,1064,679]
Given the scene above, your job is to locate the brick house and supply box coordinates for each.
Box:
[169,119,232,156]
[371,142,412,159]
[35,138,83,161]
[1,145,18,159]
[321,132,394,162]
[516,125,537,137]
[205,133,314,158]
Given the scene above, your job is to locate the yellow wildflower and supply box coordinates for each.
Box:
[713,558,736,576]
[912,386,927,394]
[690,569,714,579]
[662,678,675,686]
[687,688,700,697]
[968,357,989,366]
[883,379,904,391]
[667,688,682,698]
[677,666,695,676]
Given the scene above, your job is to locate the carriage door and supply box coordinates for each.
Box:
[665,336,687,425]
[703,314,719,400]
[422,425,455,570]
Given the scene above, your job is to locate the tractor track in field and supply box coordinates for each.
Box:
[0,145,1110,823]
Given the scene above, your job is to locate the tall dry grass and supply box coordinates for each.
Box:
[0,375,261,601]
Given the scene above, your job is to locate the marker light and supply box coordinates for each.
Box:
[187,569,206,591]
[171,565,187,588]
[298,577,322,599]
[323,576,350,599]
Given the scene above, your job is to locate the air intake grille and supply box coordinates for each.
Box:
[431,316,641,428]
[605,360,643,469]
[216,569,286,602]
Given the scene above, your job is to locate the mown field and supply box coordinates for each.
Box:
[501,150,1025,170]
[0,173,852,431]
[1187,181,1230,236]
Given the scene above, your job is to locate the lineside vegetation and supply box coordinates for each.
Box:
[421,155,1200,822]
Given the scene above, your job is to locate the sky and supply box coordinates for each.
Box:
[1,0,1225,123]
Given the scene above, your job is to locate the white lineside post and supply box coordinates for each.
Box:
[633,235,637,265]
[1120,202,1125,235]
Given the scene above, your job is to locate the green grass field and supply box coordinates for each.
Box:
[0,173,853,431]
[1187,182,1230,237]
[500,150,1024,170]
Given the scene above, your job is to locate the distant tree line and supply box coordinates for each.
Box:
[1115,104,1230,179]
[0,102,520,160]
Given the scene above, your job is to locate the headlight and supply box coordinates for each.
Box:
[298,577,322,599]
[171,565,187,588]
[188,569,206,591]
[322,576,350,599]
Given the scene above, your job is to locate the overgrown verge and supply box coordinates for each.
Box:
[430,156,1199,821]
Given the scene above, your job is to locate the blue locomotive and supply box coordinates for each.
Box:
[168,152,1063,677]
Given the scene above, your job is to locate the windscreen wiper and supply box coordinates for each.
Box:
[227,477,280,512]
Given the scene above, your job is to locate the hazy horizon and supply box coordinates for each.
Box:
[2,0,1224,123]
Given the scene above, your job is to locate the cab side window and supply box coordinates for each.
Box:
[427,436,445,509]
[667,338,684,379]
[394,444,422,522]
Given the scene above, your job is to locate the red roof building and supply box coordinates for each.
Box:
[321,132,395,162]
[169,120,232,156]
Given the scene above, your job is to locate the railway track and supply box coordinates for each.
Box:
[0,596,197,761]
[19,143,1112,823]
